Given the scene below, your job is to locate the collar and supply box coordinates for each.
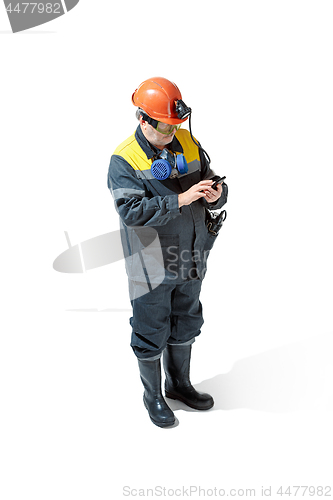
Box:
[135,125,183,160]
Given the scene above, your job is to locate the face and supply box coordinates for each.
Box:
[139,116,177,150]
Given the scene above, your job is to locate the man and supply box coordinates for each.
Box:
[107,77,228,427]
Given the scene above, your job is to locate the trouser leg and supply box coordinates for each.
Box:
[130,280,204,357]
[168,279,204,345]
[130,283,173,359]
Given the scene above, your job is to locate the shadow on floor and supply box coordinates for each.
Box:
[166,333,333,413]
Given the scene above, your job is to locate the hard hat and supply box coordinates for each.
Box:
[132,77,188,125]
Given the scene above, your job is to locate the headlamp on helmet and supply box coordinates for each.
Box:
[175,99,191,120]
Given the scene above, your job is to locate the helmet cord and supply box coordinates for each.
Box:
[188,114,211,165]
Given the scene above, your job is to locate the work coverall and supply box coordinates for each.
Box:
[108,125,228,359]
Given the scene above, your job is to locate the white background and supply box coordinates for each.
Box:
[1,1,333,499]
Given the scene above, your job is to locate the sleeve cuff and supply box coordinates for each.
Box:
[168,194,181,214]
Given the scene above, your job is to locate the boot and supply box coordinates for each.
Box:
[138,357,176,428]
[163,343,214,410]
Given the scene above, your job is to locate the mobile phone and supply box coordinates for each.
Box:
[211,176,226,190]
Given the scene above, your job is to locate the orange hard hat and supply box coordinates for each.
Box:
[132,77,188,125]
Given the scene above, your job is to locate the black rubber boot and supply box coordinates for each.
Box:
[138,357,176,428]
[163,344,214,410]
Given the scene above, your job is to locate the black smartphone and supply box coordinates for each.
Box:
[211,176,226,190]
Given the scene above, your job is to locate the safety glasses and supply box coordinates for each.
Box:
[141,111,181,135]
[155,122,182,135]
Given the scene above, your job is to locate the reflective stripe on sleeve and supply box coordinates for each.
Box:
[112,188,146,200]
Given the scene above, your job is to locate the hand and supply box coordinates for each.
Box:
[202,182,223,204]
[178,180,214,208]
